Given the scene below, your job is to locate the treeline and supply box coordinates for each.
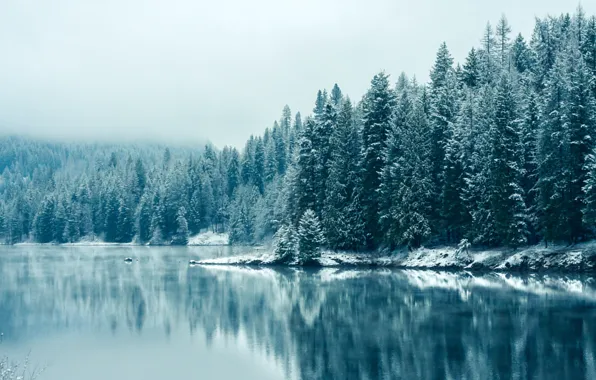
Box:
[279,8,596,251]
[2,8,596,251]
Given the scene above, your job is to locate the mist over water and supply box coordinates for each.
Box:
[0,246,595,380]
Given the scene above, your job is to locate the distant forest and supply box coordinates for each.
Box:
[1,8,596,250]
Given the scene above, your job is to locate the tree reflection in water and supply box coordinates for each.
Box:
[0,247,595,380]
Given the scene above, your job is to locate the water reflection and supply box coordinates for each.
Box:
[1,247,596,380]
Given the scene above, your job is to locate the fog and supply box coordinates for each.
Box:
[0,0,592,148]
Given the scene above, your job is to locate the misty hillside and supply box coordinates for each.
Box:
[1,9,596,252]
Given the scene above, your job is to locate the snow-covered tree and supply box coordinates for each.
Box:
[273,224,297,263]
[488,75,528,246]
[361,72,396,246]
[171,207,189,245]
[297,209,326,264]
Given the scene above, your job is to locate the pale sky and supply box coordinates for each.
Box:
[0,0,593,148]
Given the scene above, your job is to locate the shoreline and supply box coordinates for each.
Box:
[196,242,596,273]
[4,240,596,273]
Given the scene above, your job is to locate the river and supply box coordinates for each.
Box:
[1,246,595,380]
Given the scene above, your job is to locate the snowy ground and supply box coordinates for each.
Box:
[197,241,596,272]
[187,231,229,246]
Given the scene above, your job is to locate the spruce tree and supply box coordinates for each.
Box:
[297,209,325,264]
[429,44,458,237]
[290,119,317,224]
[136,193,153,243]
[462,48,480,88]
[116,198,134,243]
[330,84,343,107]
[252,138,265,194]
[361,72,396,247]
[520,90,541,242]
[273,224,297,263]
[172,207,189,245]
[582,151,596,229]
[488,75,528,246]
[537,55,568,244]
[53,199,67,243]
[34,197,55,243]
[565,43,596,241]
[226,148,240,198]
[380,85,433,248]
[323,98,366,250]
[313,101,336,216]
[511,34,532,74]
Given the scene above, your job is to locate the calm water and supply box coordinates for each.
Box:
[1,247,596,380]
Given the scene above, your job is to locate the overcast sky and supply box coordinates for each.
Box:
[0,1,593,148]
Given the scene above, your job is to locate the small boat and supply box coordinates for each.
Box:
[189,259,199,265]
[124,257,133,263]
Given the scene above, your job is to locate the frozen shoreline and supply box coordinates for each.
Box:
[197,242,596,273]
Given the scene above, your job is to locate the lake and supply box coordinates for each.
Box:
[1,246,595,380]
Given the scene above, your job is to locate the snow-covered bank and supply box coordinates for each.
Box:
[197,241,596,272]
[187,231,229,246]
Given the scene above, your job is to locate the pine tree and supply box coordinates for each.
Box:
[361,72,396,247]
[227,148,240,198]
[34,196,55,243]
[330,84,343,107]
[297,209,325,264]
[172,207,189,245]
[480,22,497,84]
[136,193,153,243]
[511,33,532,74]
[280,105,292,136]
[264,132,278,182]
[252,138,265,194]
[0,203,5,242]
[313,101,336,216]
[133,158,147,204]
[273,123,287,176]
[582,151,596,229]
[116,198,134,243]
[531,17,558,90]
[228,186,259,244]
[53,199,67,243]
[496,15,512,69]
[462,48,480,88]
[273,224,297,263]
[520,90,541,242]
[323,98,366,250]
[442,107,469,243]
[64,202,81,243]
[313,90,327,122]
[565,42,596,241]
[581,16,596,97]
[187,188,202,234]
[290,119,317,224]
[380,85,433,248]
[463,86,497,245]
[150,209,164,245]
[488,75,528,246]
[241,137,255,186]
[429,44,458,236]
[104,189,120,242]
